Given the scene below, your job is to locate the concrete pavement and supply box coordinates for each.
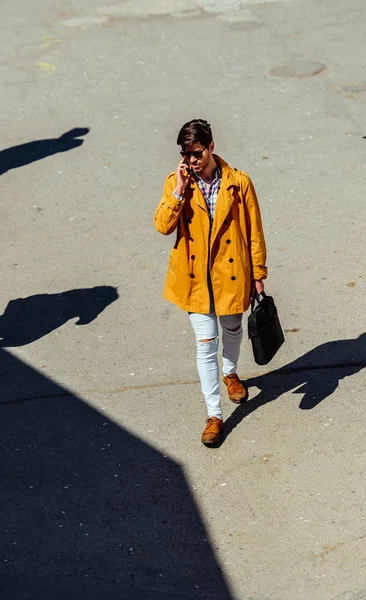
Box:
[1,0,365,598]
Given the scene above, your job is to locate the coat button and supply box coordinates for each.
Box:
[231,276,236,281]
[229,258,234,263]
[226,239,231,244]
[191,255,195,260]
[190,273,195,278]
[188,219,192,224]
[189,237,194,242]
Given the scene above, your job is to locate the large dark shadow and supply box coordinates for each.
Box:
[0,128,89,175]
[220,333,366,444]
[0,349,233,599]
[0,286,118,347]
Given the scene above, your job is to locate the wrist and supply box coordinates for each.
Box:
[174,186,184,196]
[173,190,183,201]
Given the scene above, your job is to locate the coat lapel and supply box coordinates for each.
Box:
[188,179,209,214]
[210,158,240,246]
[186,156,240,235]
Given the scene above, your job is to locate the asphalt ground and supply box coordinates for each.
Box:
[1,1,366,599]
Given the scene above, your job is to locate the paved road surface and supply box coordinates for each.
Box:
[1,1,365,598]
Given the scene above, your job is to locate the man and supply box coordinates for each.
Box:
[154,119,267,444]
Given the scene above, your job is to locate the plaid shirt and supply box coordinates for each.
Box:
[194,165,222,222]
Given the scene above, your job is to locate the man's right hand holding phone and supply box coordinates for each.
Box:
[174,157,192,197]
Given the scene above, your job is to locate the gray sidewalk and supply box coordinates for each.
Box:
[1,1,365,599]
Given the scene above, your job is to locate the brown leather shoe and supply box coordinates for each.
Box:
[223,374,247,403]
[201,417,223,444]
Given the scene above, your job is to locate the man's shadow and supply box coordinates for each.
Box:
[0,128,89,175]
[0,286,118,347]
[219,333,366,444]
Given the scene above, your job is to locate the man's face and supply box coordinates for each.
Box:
[182,140,214,173]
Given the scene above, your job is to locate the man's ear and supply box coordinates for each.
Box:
[209,141,215,153]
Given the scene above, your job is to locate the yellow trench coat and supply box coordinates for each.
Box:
[154,155,267,315]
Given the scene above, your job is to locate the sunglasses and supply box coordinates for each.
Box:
[180,146,207,159]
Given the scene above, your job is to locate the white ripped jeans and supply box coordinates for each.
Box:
[188,310,243,419]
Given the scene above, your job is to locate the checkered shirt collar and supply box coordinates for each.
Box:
[194,164,222,221]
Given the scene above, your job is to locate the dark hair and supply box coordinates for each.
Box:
[177,119,213,150]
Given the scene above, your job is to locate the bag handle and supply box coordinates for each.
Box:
[251,290,266,312]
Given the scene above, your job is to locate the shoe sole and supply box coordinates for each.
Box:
[201,429,223,444]
[228,393,247,404]
[201,437,220,444]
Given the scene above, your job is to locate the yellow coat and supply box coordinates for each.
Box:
[154,155,267,315]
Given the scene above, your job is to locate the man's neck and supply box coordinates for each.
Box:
[199,156,218,183]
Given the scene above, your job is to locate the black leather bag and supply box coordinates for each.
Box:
[248,292,284,365]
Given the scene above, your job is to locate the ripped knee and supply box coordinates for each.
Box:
[196,336,219,359]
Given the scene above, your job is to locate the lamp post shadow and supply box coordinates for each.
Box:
[0,128,89,175]
[0,286,118,348]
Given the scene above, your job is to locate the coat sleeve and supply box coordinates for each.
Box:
[243,177,268,281]
[154,174,184,236]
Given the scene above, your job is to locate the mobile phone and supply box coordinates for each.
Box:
[182,159,192,177]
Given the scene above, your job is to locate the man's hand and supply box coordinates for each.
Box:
[251,279,265,298]
[174,157,192,196]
